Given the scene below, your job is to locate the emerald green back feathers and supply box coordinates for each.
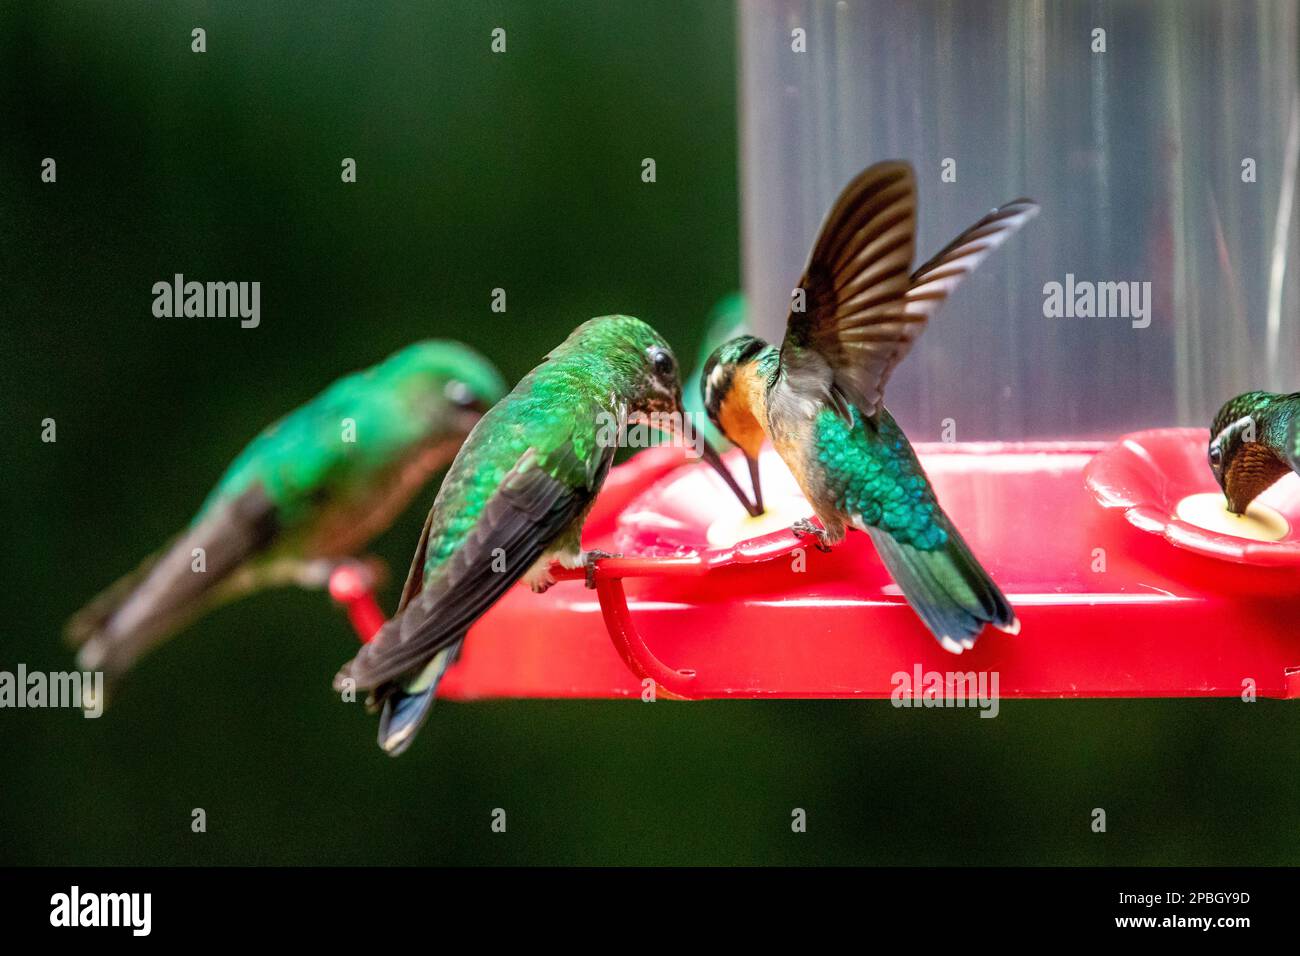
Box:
[417,316,676,576]
[199,340,506,527]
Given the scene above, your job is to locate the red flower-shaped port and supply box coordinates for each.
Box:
[1084,427,1300,567]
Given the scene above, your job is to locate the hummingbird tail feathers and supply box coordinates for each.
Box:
[867,519,1018,654]
[374,636,465,756]
[65,485,279,689]
[64,547,199,688]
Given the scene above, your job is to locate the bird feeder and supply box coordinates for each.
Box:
[333,2,1300,702]
[330,438,1300,701]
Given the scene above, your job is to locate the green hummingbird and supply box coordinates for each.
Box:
[701,161,1037,652]
[1208,390,1300,513]
[66,340,507,693]
[332,315,757,755]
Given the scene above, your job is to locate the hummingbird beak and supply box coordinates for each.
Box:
[699,439,763,517]
[745,452,764,516]
[1225,484,1253,516]
[455,407,487,435]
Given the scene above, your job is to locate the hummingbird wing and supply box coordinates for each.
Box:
[782,161,1038,420]
[905,198,1040,321]
[66,385,446,683]
[781,161,918,420]
[336,439,615,691]
[393,507,437,615]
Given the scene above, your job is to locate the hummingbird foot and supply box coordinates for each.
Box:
[524,561,558,594]
[581,549,622,589]
[791,518,832,553]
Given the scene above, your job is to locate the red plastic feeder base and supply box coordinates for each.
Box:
[331,438,1300,701]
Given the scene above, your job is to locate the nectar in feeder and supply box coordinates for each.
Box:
[706,493,812,547]
[1175,492,1289,542]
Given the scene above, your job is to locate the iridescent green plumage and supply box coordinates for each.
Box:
[335,315,739,755]
[813,406,946,551]
[201,340,505,532]
[67,340,505,691]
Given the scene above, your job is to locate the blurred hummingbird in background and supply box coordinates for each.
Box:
[701,161,1037,652]
[66,340,507,696]
[684,291,749,450]
[333,315,758,755]
[1208,390,1300,513]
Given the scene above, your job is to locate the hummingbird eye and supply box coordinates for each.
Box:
[1209,444,1222,469]
[649,347,675,379]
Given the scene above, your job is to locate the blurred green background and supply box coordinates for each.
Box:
[2,1,1297,866]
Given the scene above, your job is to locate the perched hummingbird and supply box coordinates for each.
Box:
[66,340,508,693]
[1208,391,1300,513]
[332,315,756,754]
[701,161,1037,652]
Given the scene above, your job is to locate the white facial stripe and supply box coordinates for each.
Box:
[1213,414,1256,448]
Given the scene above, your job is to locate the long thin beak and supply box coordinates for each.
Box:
[745,453,765,515]
[699,440,762,517]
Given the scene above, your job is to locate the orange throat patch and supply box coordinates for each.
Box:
[717,366,768,460]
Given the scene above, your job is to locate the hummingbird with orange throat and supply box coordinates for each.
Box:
[701,161,1037,652]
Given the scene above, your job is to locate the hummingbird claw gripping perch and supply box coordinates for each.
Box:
[583,549,622,589]
[791,518,832,553]
[544,559,698,698]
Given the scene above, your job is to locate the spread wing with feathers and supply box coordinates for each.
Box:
[781,160,1037,418]
[904,198,1039,319]
[781,162,917,419]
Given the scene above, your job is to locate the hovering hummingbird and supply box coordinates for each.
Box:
[332,315,757,755]
[1208,390,1300,513]
[701,161,1037,652]
[66,340,508,694]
